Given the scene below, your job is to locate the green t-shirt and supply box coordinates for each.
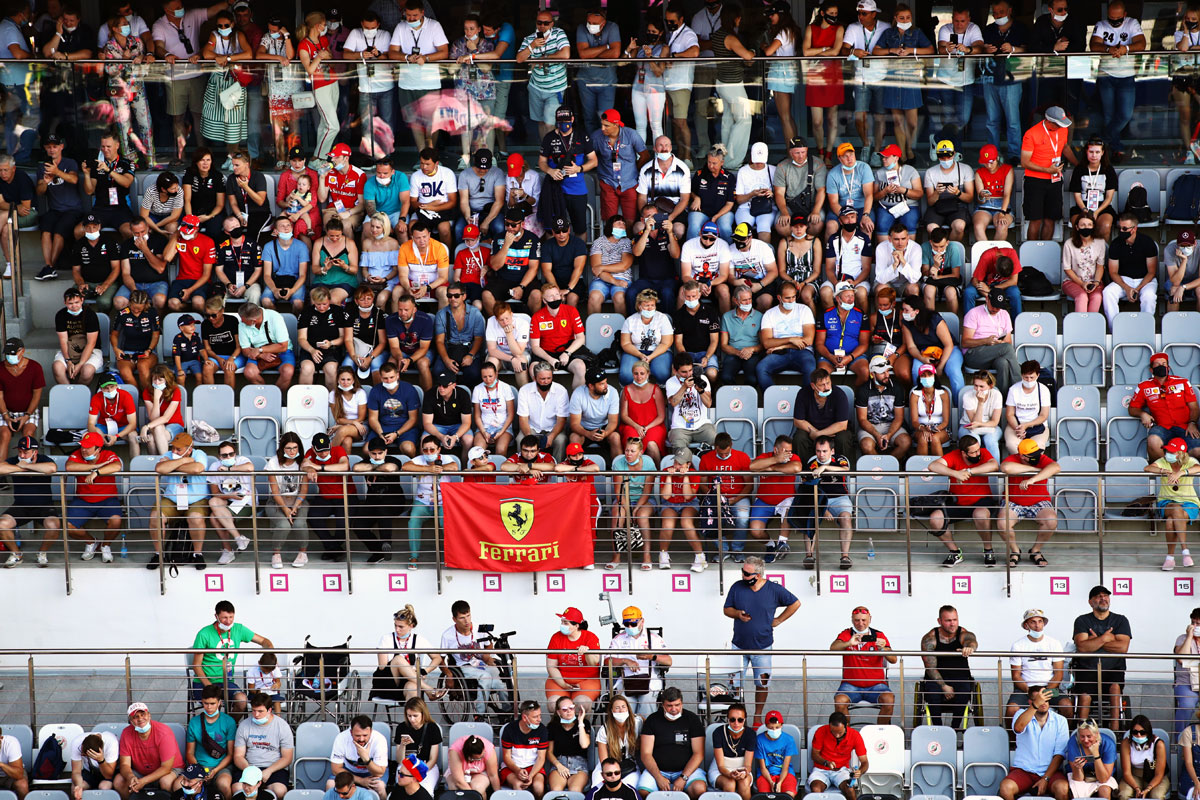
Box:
[192,622,256,680]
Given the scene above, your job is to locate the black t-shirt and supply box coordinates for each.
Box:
[1109,233,1158,281]
[592,785,640,800]
[7,453,54,509]
[672,302,720,353]
[172,332,203,361]
[641,709,704,773]
[692,168,734,217]
[855,379,906,427]
[350,307,386,348]
[1029,13,1087,54]
[54,307,101,360]
[980,22,1030,83]
[0,171,34,208]
[90,158,136,209]
[73,235,121,283]
[1071,611,1132,673]
[540,236,588,287]
[226,171,269,215]
[539,129,594,196]
[114,307,160,353]
[492,232,541,283]
[216,238,264,285]
[636,214,677,282]
[421,385,472,426]
[201,314,240,357]
[122,234,169,284]
[362,456,405,498]
[184,167,226,215]
[299,306,351,348]
[393,720,442,762]
[547,718,591,760]
[1067,163,1119,211]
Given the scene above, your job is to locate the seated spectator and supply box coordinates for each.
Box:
[772,137,827,237]
[816,281,870,383]
[310,220,360,308]
[344,286,388,385]
[629,206,684,312]
[1068,137,1118,241]
[165,215,217,314]
[688,145,735,241]
[1147,438,1200,572]
[824,143,876,241]
[71,213,122,312]
[53,287,103,386]
[1102,213,1159,328]
[326,717,387,800]
[397,220,450,310]
[698,435,753,560]
[618,360,667,465]
[366,362,420,457]
[791,435,855,569]
[621,289,675,384]
[874,4,933,162]
[149,432,209,571]
[246,653,285,713]
[964,246,1023,315]
[1166,229,1200,314]
[720,286,764,385]
[232,695,294,800]
[821,206,873,311]
[112,290,160,391]
[910,364,952,456]
[734,143,777,239]
[636,136,691,235]
[589,216,634,316]
[364,159,409,231]
[962,289,1020,396]
[71,730,120,798]
[1130,352,1200,462]
[871,145,922,241]
[972,144,1015,243]
[757,280,817,389]
[504,153,542,236]
[997,687,1068,800]
[423,372,474,461]
[517,363,569,462]
[792,368,854,464]
[528,285,587,390]
[115,702,183,799]
[679,222,732,313]
[35,134,81,277]
[264,433,309,569]
[482,300,530,389]
[237,302,296,389]
[186,685,235,800]
[207,441,254,566]
[115,217,170,313]
[1062,212,1107,314]
[777,216,822,312]
[0,338,42,456]
[64,433,123,557]
[89,376,139,457]
[546,696,591,793]
[261,216,310,315]
[473,362,516,456]
[727,223,779,312]
[201,296,245,388]
[637,687,706,798]
[610,438,655,569]
[538,222,587,308]
[923,141,975,241]
[141,172,184,237]
[857,356,911,458]
[0,436,59,569]
[959,370,1003,460]
[434,283,485,387]
[570,370,621,461]
[921,228,964,315]
[674,281,720,384]
[485,207,542,316]
[327,771,375,800]
[866,287,910,387]
[753,710,798,795]
[806,711,866,800]
[386,295,436,391]
[361,214,401,310]
[500,700,550,797]
[664,355,715,451]
[212,217,264,307]
[606,609,673,720]
[456,148,506,242]
[927,435,1001,567]
[1005,361,1051,454]
[1064,719,1118,800]
[391,698,443,793]
[1117,716,1170,800]
[318,144,366,231]
[140,364,184,455]
[707,710,755,798]
[901,295,965,398]
[592,700,642,789]
[999,439,1061,568]
[748,437,804,561]
[1007,610,1068,722]
[0,156,36,279]
[182,149,226,244]
[446,735,499,795]
[872,223,921,298]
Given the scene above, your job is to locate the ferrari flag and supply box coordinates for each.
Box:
[441,482,596,571]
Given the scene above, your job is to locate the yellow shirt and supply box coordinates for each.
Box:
[1154,454,1200,505]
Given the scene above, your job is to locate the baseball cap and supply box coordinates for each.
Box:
[471,148,493,170]
[555,105,574,122]
[180,214,199,229]
[868,355,890,374]
[170,432,193,450]
[3,337,22,354]
[1151,352,1170,364]
[240,766,264,787]
[834,280,854,295]
[1088,584,1111,599]
[856,0,878,10]
[787,136,808,150]
[586,368,608,385]
[1180,230,1196,246]
[600,109,623,126]
[559,606,585,623]
[17,435,38,450]
[127,702,149,716]
[1044,106,1072,128]
[182,764,206,781]
[330,143,353,159]
[504,205,527,223]
[99,374,118,388]
[1017,438,1041,456]
[764,710,784,725]
[622,605,643,621]
[232,0,250,9]
[551,217,570,233]
[80,432,105,449]
[506,152,525,177]
[987,288,1009,308]
[731,222,751,241]
[565,442,584,456]
[467,446,489,461]
[918,363,936,377]
[880,143,902,159]
[1167,437,1189,454]
[312,432,331,451]
[1022,608,1048,623]
[836,142,856,156]
[288,146,306,161]
[44,133,63,145]
[82,213,100,226]
[326,7,341,20]
[178,314,196,326]
[979,144,999,164]
[750,142,769,163]
[436,372,456,387]
[935,139,955,155]
[838,206,858,218]
[462,224,480,240]
[700,221,719,237]
[401,756,429,781]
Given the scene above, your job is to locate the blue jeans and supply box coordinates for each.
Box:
[3,82,37,163]
[958,425,1001,462]
[755,348,816,389]
[625,278,677,313]
[911,346,965,399]
[1097,75,1135,153]
[963,283,1022,317]
[577,82,615,135]
[245,82,263,160]
[719,497,751,553]
[407,502,443,560]
[620,351,672,384]
[982,81,1022,160]
[1177,682,1199,737]
[687,211,734,241]
[358,88,396,154]
[874,205,920,235]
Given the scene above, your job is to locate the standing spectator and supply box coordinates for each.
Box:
[698,434,753,560]
[926,435,1001,567]
[164,215,216,314]
[792,368,854,463]
[389,1,448,152]
[71,213,122,312]
[405,437,457,567]
[841,0,891,168]
[1020,107,1072,242]
[232,696,294,800]
[824,145,876,240]
[757,281,816,389]
[0,436,60,569]
[1090,0,1144,161]
[0,339,44,458]
[626,25,668,152]
[115,702,183,798]
[575,9,620,134]
[799,3,843,159]
[343,13,393,159]
[300,431,352,560]
[450,16,500,159]
[256,22,300,171]
[872,145,922,240]
[997,687,1068,800]
[199,12,251,163]
[637,687,707,798]
[918,606,978,729]
[773,138,828,237]
[456,149,506,243]
[805,712,866,800]
[720,286,763,385]
[237,302,296,389]
[152,0,227,162]
[979,1,1029,164]
[0,157,36,277]
[0,4,35,166]
[687,147,735,241]
[1062,213,1107,313]
[723,557,800,727]
[856,355,911,458]
[1007,610,1067,722]
[53,287,102,386]
[149,432,210,570]
[1176,612,1200,739]
[1129,353,1200,462]
[998,439,1061,568]
[592,110,649,225]
[1005,361,1051,454]
[296,12,338,164]
[1116,716,1169,800]
[961,289,1020,395]
[36,134,81,273]
[1029,0,1086,114]
[973,145,1015,243]
[499,701,549,797]
[709,5,754,169]
[473,362,516,457]
[1068,138,1118,241]
[733,146,777,241]
[1072,585,1132,732]
[516,11,571,138]
[89,376,139,456]
[831,607,897,725]
[1146,438,1200,571]
[517,363,569,461]
[1102,213,1159,327]
[874,4,933,164]
[910,364,952,456]
[1166,229,1200,313]
[661,4,698,163]
[922,141,974,242]
[688,0,722,158]
[663,354,715,451]
[931,7,983,152]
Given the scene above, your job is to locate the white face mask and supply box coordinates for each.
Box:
[376,175,391,186]
[993,15,1009,26]
[586,22,602,35]
[738,303,752,313]
[1022,378,1037,389]
[1182,246,1195,258]
[1027,629,1044,640]
[382,381,399,391]
[1052,13,1067,22]
[640,309,654,319]
[896,21,912,30]
[612,711,630,723]
[664,710,682,721]
[152,381,167,391]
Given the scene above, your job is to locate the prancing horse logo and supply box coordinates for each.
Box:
[501,498,535,541]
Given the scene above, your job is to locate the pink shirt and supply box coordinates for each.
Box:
[962,305,1012,343]
[450,736,495,776]
[119,721,182,777]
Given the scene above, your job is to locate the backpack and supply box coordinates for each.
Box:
[1166,174,1200,223]
[1038,366,1060,408]
[1017,266,1054,296]
[163,522,191,576]
[1123,183,1154,223]
[31,732,65,780]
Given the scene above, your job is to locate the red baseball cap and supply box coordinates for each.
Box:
[566,442,584,456]
[180,214,200,229]
[506,152,525,178]
[764,710,784,725]
[80,432,104,449]
[879,144,902,159]
[1167,438,1189,454]
[558,607,585,623]
[979,144,999,164]
[600,109,623,126]
[462,224,480,239]
[330,143,353,159]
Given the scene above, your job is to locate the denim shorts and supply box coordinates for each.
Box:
[589,279,623,300]
[836,681,891,704]
[734,645,773,685]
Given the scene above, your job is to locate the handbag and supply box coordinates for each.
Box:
[219,82,244,110]
[292,91,315,110]
[231,67,254,87]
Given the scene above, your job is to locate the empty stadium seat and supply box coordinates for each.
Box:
[1117,169,1161,227]
[283,792,326,800]
[1111,313,1156,386]
[910,725,957,798]
[283,385,331,447]
[962,726,1009,797]
[293,720,340,790]
[1105,385,1146,459]
[1062,313,1106,386]
[1055,456,1100,533]
[852,456,899,532]
[1102,457,1153,519]
[761,385,796,446]
[44,385,92,439]
[1055,385,1101,459]
[856,724,904,796]
[493,791,537,800]
[33,723,83,785]
[26,792,69,800]
[1163,167,1200,224]
[190,385,236,441]
[237,385,283,459]
[714,385,758,455]
[89,723,125,738]
[81,792,120,800]
[1013,312,1058,374]
[1163,312,1200,386]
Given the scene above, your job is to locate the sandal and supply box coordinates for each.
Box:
[1029,549,1048,567]
[604,561,620,571]
[639,562,652,571]
[1007,551,1021,568]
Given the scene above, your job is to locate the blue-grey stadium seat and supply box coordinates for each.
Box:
[190,385,236,440]
[1117,169,1161,227]
[1055,456,1099,533]
[1013,312,1058,373]
[293,721,340,789]
[1055,385,1101,459]
[962,725,1009,796]
[761,385,797,448]
[910,725,957,798]
[1105,385,1146,459]
[237,385,283,458]
[44,384,92,438]
[853,455,899,532]
[1062,313,1106,386]
[714,385,758,455]
[1112,313,1156,386]
[1102,457,1153,519]
[1163,312,1200,386]
[1017,241,1062,301]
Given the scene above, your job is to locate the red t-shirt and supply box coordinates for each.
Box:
[753,453,802,505]
[454,245,490,286]
[971,246,1022,284]
[530,305,584,355]
[0,359,45,412]
[174,234,217,282]
[546,629,601,681]
[89,389,137,427]
[505,452,555,484]
[324,165,366,208]
[662,470,696,503]
[305,446,350,499]
[119,721,182,777]
[1130,376,1196,429]
[835,627,893,687]
[940,448,996,506]
[976,164,1012,204]
[298,36,333,88]
[67,449,120,502]
[811,725,866,770]
[560,458,598,483]
[1003,453,1055,506]
[142,386,184,427]
[698,449,752,496]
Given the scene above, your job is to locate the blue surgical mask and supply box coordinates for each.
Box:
[557,122,571,134]
[182,787,198,796]
[269,30,281,39]
[85,230,100,241]
[656,151,671,162]
[738,303,752,313]
[250,715,269,726]
[839,301,854,311]
[119,24,131,35]
[632,379,648,388]
[407,19,422,29]
[640,309,654,319]
[880,307,893,317]
[1027,629,1044,640]
[765,728,782,740]
[103,389,117,399]
[173,7,184,17]
[624,622,639,632]
[612,228,626,239]
[221,457,236,467]
[684,299,699,309]
[1132,735,1149,745]
[278,231,293,241]
[817,389,832,398]
[781,301,796,311]
[67,306,82,316]
[204,709,220,719]
[920,376,935,388]
[83,451,99,462]
[1166,453,1179,464]
[4,354,18,365]
[217,26,231,36]
[134,723,151,734]
[370,456,385,465]
[153,381,167,391]
[559,623,572,635]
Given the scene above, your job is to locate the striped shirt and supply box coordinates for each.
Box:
[141,185,183,216]
[520,26,569,91]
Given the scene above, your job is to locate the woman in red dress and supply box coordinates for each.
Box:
[618,359,667,465]
[801,2,846,165]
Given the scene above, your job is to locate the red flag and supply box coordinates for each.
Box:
[441,482,595,571]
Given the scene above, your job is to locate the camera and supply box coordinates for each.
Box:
[477,623,494,633]
[692,374,708,393]
[860,632,877,643]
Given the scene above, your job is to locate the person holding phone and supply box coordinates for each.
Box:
[831,606,897,725]
[998,686,1069,800]
[1065,719,1118,800]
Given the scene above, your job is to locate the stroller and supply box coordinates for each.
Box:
[286,635,361,725]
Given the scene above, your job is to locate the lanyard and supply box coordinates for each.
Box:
[862,24,878,50]
[841,166,858,202]
[878,311,895,342]
[462,246,484,273]
[409,241,434,266]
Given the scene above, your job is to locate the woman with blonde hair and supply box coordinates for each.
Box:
[374,605,446,699]
[590,695,641,787]
[296,11,339,164]
[361,212,400,309]
[329,366,368,449]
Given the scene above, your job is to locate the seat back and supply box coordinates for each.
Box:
[1013,312,1058,373]
[853,456,899,532]
[191,384,236,433]
[81,792,121,800]
[283,792,327,800]
[34,724,84,780]
[45,385,93,435]
[1055,385,1101,459]
[1062,313,1106,386]
[905,456,949,513]
[492,792,536,800]
[714,385,758,455]
[1111,313,1156,386]
[1163,312,1200,386]
[238,385,284,458]
[857,724,904,796]
[1102,457,1154,515]
[1016,241,1062,299]
[962,726,1009,796]
[584,313,624,361]
[910,724,957,798]
[1118,169,1162,223]
[89,724,126,738]
[761,385,796,447]
[1054,456,1100,533]
[25,792,69,800]
[284,385,331,447]
[293,721,341,789]
[1105,385,1146,459]
[1164,167,1200,223]
[159,312,187,360]
[4,724,33,771]
[645,793,689,800]
[165,723,185,760]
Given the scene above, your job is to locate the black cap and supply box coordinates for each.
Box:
[436,372,456,387]
[1088,585,1111,599]
[288,146,306,161]
[326,7,341,19]
[504,206,527,223]
[178,314,196,326]
[555,105,574,122]
[987,288,1009,308]
[787,136,808,149]
[552,217,570,232]
[17,435,38,450]
[44,133,63,145]
[311,432,331,451]
[472,148,494,170]
[586,368,607,385]
[3,337,22,355]
[82,213,100,226]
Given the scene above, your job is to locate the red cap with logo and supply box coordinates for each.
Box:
[979,144,999,164]
[558,607,585,623]
[80,432,105,449]
[462,224,480,239]
[600,109,623,126]
[506,153,525,178]
[565,442,584,456]
[764,710,784,725]
[330,143,353,159]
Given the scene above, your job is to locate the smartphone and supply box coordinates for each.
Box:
[860,632,878,642]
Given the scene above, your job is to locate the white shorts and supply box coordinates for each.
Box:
[808,767,851,789]
[55,350,104,369]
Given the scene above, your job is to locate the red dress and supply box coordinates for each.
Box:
[805,23,845,108]
[620,385,667,454]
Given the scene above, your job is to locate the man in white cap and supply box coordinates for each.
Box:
[115,702,183,798]
[1007,609,1068,722]
[1019,106,1072,242]
[734,142,776,241]
[840,0,891,167]
[855,355,910,458]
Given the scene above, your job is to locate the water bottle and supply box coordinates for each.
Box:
[120,533,128,559]
[867,538,876,560]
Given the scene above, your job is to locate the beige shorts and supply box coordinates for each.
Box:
[55,350,104,370]
[166,75,206,116]
[667,89,692,119]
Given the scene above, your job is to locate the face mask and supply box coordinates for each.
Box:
[896,21,912,30]
[640,309,654,319]
[407,19,422,29]
[557,122,572,134]
[1108,17,1123,27]
[920,376,935,388]
[613,228,627,240]
[465,33,478,41]
[632,378,648,388]
[612,711,630,724]
[353,303,374,314]
[1132,735,1148,745]
[656,151,675,163]
[1117,232,1132,243]
[1183,246,1195,258]
[278,231,294,241]
[221,457,236,467]
[586,23,602,35]
[246,792,258,799]
[1027,629,1045,640]
[823,14,838,24]
[204,710,219,719]
[228,226,246,239]
[152,381,167,391]
[715,452,730,461]
[766,728,782,740]
[67,307,82,316]
[817,454,832,465]
[966,452,982,464]
[119,24,131,35]
[83,451,98,462]
[624,622,640,634]
[559,623,572,635]
[902,310,918,322]
[791,230,805,239]
[558,714,575,723]
[1022,379,1037,389]
[1166,452,1179,464]
[839,301,855,312]
[818,388,832,398]
[684,298,699,309]
[382,381,399,391]
[1189,20,1200,31]
[738,303,752,313]
[270,31,281,39]
[939,158,955,168]
[85,230,100,241]
[183,788,197,796]
[484,379,497,388]
[369,456,385,465]
[1024,455,1041,466]
[1053,13,1068,22]
[664,711,682,721]
[328,20,340,30]
[841,221,858,233]
[217,621,233,631]
[879,307,894,317]
[1153,365,1169,378]
[103,389,117,400]
[376,176,391,186]
[173,7,184,17]
[1078,228,1094,238]
[134,723,151,734]
[217,26,231,36]
[545,298,562,311]
[993,15,1009,26]
[250,715,269,726]
[335,161,348,172]
[782,301,796,311]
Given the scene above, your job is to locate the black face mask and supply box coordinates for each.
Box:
[1153,365,1169,378]
[545,298,562,310]
[1115,230,1131,242]
[604,780,623,789]
[568,456,583,466]
[1023,454,1042,465]
[644,30,661,42]
[965,452,982,464]
[706,1,720,9]
[665,21,679,31]
[743,575,757,586]
[841,221,858,233]
[1077,227,1094,238]
[1108,16,1123,27]
[823,14,838,24]
[1189,20,1200,30]
[228,226,246,239]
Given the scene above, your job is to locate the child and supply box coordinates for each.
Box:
[754,710,799,795]
[172,314,204,385]
[452,223,490,307]
[285,174,319,240]
[245,652,284,713]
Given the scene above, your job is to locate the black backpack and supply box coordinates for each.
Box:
[163,523,191,576]
[1166,174,1200,222]
[1017,267,1054,296]
[1038,366,1060,408]
[1123,183,1154,223]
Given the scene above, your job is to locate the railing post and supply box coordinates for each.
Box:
[27,655,36,732]
[897,658,905,728]
[622,481,633,590]
[59,473,70,594]
[903,475,912,596]
[704,655,711,723]
[341,475,352,594]
[124,655,132,707]
[251,478,260,595]
[9,212,21,317]
[1097,471,1105,584]
[715,481,724,595]
[801,655,808,734]
[155,473,165,595]
[997,657,1004,726]
[1002,471,1011,597]
[433,481,443,595]
[813,482,821,594]
[318,653,327,721]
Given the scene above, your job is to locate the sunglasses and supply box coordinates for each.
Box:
[448,292,465,298]
[728,716,746,722]
[741,569,759,578]
[1119,227,1135,233]
[1130,729,1147,735]
[535,20,553,26]
[627,436,642,444]
[602,772,622,778]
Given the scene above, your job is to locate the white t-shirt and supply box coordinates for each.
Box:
[344,27,394,93]
[760,304,815,339]
[70,731,119,769]
[828,232,871,280]
[771,29,796,58]
[842,21,892,82]
[728,238,776,283]
[485,314,532,357]
[923,162,975,196]
[330,388,369,421]
[690,4,722,56]
[664,375,712,431]
[621,311,674,355]
[410,453,454,505]
[410,165,457,208]
[664,24,699,90]
[245,665,283,693]
[0,733,20,764]
[264,457,303,497]
[608,629,668,689]
[1092,17,1142,77]
[440,624,488,670]
[472,381,517,431]
[330,728,389,774]
[375,631,436,668]
[734,164,775,199]
[679,236,731,283]
[207,456,256,504]
[516,381,569,432]
[1009,635,1064,685]
[392,18,449,90]
[935,22,983,85]
[873,239,923,286]
[1005,382,1051,425]
[960,386,1003,430]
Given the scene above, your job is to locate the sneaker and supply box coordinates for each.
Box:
[1184,550,1195,568]
[581,562,595,570]
[658,551,670,570]
[367,553,388,564]
[942,549,964,568]
[100,545,113,563]
[1164,555,1177,571]
[36,551,48,567]
[3,262,10,278]
[220,156,234,172]
[235,535,250,551]
[292,552,308,568]
[983,549,997,567]
[763,540,778,564]
[34,265,57,281]
[146,553,161,570]
[408,556,419,570]
[81,541,98,561]
[774,539,790,561]
[271,554,283,569]
[217,549,236,565]
[4,553,20,567]
[691,554,707,573]
[191,552,207,570]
